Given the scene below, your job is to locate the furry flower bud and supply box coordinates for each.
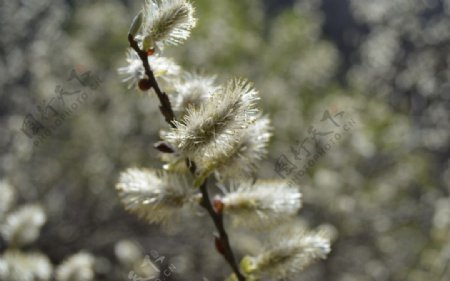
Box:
[166,79,259,154]
[129,11,144,37]
[165,79,260,184]
[204,114,272,180]
[118,49,181,89]
[173,73,218,114]
[240,228,331,279]
[220,180,301,229]
[142,0,196,49]
[116,168,193,225]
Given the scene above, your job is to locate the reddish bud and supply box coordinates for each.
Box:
[147,48,155,56]
[138,79,152,91]
[213,198,224,215]
[215,236,225,255]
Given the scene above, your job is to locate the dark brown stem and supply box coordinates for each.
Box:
[127,34,245,280]
[128,34,176,127]
[0,235,6,254]
[199,180,246,281]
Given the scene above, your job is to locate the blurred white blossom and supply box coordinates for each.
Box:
[114,240,143,267]
[0,180,15,219]
[0,250,52,281]
[1,205,46,247]
[56,252,95,281]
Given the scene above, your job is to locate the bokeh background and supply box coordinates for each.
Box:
[1,0,449,280]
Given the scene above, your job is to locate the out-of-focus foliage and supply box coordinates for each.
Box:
[0,0,448,280]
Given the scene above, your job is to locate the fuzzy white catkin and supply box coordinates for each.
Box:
[0,179,15,219]
[0,250,52,281]
[116,168,193,225]
[165,79,260,164]
[210,114,272,180]
[1,204,46,247]
[118,49,181,89]
[118,49,144,89]
[173,73,218,114]
[142,0,197,48]
[148,55,182,81]
[166,82,270,181]
[220,180,301,229]
[241,228,331,279]
[56,252,95,281]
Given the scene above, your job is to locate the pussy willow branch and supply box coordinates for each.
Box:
[127,35,246,281]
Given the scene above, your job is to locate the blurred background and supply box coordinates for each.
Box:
[0,0,449,280]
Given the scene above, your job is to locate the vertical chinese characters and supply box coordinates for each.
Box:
[274,107,358,184]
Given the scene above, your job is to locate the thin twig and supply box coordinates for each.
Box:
[127,35,246,281]
[128,34,176,127]
[199,180,246,281]
[0,235,6,254]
